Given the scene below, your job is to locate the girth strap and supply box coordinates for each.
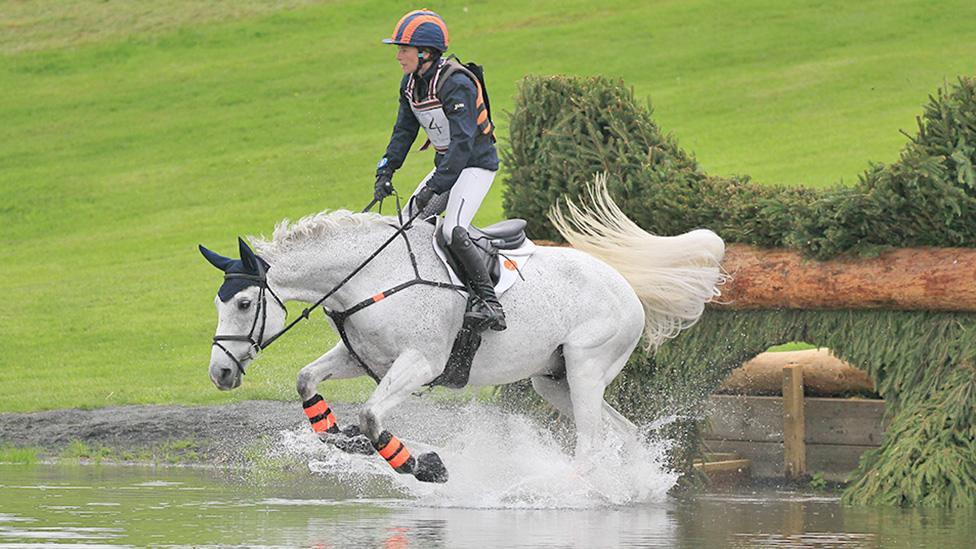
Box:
[322,219,464,383]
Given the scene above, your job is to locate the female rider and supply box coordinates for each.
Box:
[373,9,505,332]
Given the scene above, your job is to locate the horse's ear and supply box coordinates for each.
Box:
[199,244,234,272]
[238,237,265,275]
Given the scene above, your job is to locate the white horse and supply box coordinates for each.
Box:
[200,178,725,483]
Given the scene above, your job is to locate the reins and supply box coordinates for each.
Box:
[213,192,465,381]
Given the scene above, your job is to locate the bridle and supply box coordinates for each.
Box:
[210,192,464,381]
[211,272,287,376]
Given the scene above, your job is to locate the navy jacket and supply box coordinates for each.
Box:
[380,63,499,194]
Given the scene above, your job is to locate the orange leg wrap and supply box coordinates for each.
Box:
[302,394,339,434]
[374,430,415,474]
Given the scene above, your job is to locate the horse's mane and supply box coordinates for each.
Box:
[251,209,391,260]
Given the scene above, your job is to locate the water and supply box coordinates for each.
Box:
[3,462,976,548]
[1,401,974,548]
[272,402,679,509]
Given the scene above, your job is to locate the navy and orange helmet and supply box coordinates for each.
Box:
[383,9,449,52]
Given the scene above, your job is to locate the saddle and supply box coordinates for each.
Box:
[433,218,536,296]
[428,218,536,390]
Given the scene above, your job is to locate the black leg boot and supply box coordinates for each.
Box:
[448,226,507,331]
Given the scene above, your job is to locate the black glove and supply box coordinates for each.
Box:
[374,173,393,201]
[414,186,436,212]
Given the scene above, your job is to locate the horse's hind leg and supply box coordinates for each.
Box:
[531,375,574,417]
[532,374,638,448]
[562,324,641,462]
[603,401,639,442]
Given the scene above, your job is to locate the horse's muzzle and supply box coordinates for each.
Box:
[211,365,241,391]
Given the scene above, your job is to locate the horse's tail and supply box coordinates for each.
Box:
[549,174,727,351]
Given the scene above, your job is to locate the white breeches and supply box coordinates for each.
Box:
[407,167,496,245]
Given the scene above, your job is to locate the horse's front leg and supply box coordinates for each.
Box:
[297,342,369,450]
[359,348,448,483]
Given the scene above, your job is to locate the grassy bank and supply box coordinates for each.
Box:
[2,0,975,412]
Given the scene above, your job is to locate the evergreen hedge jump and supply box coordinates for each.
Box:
[501,75,976,507]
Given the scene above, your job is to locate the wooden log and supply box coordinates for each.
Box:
[783,365,806,479]
[693,459,751,474]
[693,459,752,486]
[716,349,876,396]
[714,244,976,311]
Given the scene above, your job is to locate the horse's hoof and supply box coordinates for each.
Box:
[319,427,375,455]
[336,434,375,455]
[413,452,448,483]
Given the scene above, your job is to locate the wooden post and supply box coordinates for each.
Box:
[783,364,806,478]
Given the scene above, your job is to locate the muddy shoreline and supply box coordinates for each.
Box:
[0,399,482,466]
[0,400,366,464]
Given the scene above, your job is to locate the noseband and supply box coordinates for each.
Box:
[211,272,286,376]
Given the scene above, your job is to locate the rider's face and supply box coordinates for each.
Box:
[396,45,421,74]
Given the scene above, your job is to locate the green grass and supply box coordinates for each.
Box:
[57,438,207,465]
[0,446,43,465]
[767,342,817,353]
[2,0,975,412]
[60,441,115,464]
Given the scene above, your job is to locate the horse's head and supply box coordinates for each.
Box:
[199,238,286,390]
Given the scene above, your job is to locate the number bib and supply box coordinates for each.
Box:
[411,103,451,152]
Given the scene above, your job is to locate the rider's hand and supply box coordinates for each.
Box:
[374,174,393,201]
[414,186,436,212]
[374,158,394,201]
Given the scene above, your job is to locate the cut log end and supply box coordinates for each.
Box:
[716,349,877,397]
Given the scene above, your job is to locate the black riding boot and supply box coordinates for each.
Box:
[448,226,507,331]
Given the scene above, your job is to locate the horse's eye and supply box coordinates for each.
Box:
[238,300,252,311]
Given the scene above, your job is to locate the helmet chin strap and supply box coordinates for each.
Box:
[413,50,440,77]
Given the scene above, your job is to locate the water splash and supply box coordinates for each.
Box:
[273,400,679,509]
